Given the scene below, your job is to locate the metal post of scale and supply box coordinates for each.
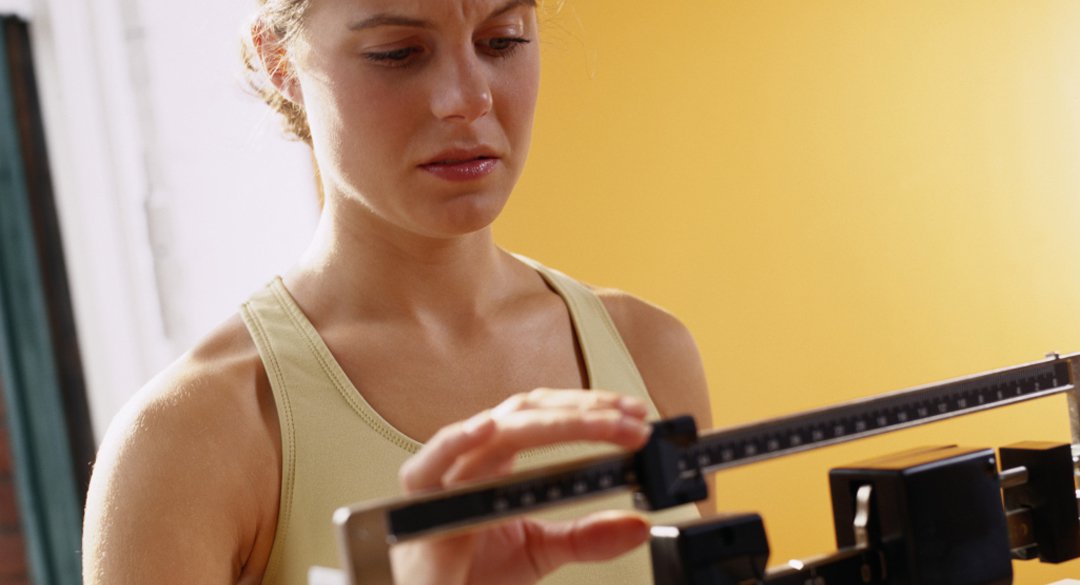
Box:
[1064,354,1080,496]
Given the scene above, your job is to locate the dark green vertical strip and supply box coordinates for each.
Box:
[3,18,95,503]
[0,16,83,585]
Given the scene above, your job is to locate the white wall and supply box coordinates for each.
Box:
[134,1,320,348]
[0,0,30,17]
[25,0,319,439]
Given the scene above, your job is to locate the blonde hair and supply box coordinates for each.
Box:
[241,0,312,144]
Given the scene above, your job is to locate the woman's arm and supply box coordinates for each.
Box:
[83,325,280,585]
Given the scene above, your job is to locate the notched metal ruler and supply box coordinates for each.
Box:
[690,354,1072,472]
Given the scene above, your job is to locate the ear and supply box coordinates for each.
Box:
[251,18,304,106]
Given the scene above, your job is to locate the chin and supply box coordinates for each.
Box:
[427,192,509,237]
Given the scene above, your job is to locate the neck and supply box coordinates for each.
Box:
[284,196,514,322]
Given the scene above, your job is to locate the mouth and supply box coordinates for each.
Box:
[421,148,500,167]
[419,151,501,181]
[426,155,496,166]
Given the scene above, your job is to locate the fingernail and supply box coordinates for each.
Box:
[619,396,646,413]
[584,409,621,424]
[463,411,492,436]
[623,417,651,440]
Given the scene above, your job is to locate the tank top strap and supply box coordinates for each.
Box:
[241,278,423,452]
[240,277,416,584]
[239,279,302,583]
[512,255,656,412]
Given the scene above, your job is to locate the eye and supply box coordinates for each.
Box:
[479,37,531,57]
[363,46,425,66]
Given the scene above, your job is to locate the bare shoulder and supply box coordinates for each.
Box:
[593,288,711,426]
[84,314,279,584]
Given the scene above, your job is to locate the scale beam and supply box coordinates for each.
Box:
[334,352,1080,585]
[690,353,1074,474]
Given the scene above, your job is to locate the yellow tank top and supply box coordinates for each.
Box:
[241,257,699,585]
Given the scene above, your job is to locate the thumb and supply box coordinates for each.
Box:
[524,511,650,577]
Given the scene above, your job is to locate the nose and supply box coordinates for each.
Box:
[430,50,493,122]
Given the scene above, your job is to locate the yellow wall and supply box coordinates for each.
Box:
[497,2,1080,582]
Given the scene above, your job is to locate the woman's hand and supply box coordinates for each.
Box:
[392,389,653,585]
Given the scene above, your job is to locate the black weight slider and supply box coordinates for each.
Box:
[633,416,708,511]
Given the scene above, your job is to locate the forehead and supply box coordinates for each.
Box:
[306,0,536,29]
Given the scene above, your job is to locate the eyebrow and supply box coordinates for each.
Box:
[348,0,536,32]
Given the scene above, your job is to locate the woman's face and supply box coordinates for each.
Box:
[292,0,541,239]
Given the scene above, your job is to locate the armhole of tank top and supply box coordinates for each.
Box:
[557,277,659,412]
[240,300,296,584]
[266,278,423,455]
[512,255,660,417]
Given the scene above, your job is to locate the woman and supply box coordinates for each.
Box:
[82,0,712,583]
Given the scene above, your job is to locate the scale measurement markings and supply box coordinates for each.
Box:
[688,360,1070,473]
[387,458,634,539]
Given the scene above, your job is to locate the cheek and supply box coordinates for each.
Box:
[311,75,425,177]
[330,75,415,143]
[297,53,401,135]
[499,62,542,142]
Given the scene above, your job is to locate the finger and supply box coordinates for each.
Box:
[442,408,651,484]
[523,389,649,419]
[442,449,516,487]
[522,511,650,577]
[493,407,652,453]
[390,533,474,585]
[399,411,495,492]
[492,389,649,420]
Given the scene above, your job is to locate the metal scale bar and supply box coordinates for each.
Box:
[335,352,1080,584]
[687,354,1074,474]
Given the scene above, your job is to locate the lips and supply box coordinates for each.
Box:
[419,149,501,182]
